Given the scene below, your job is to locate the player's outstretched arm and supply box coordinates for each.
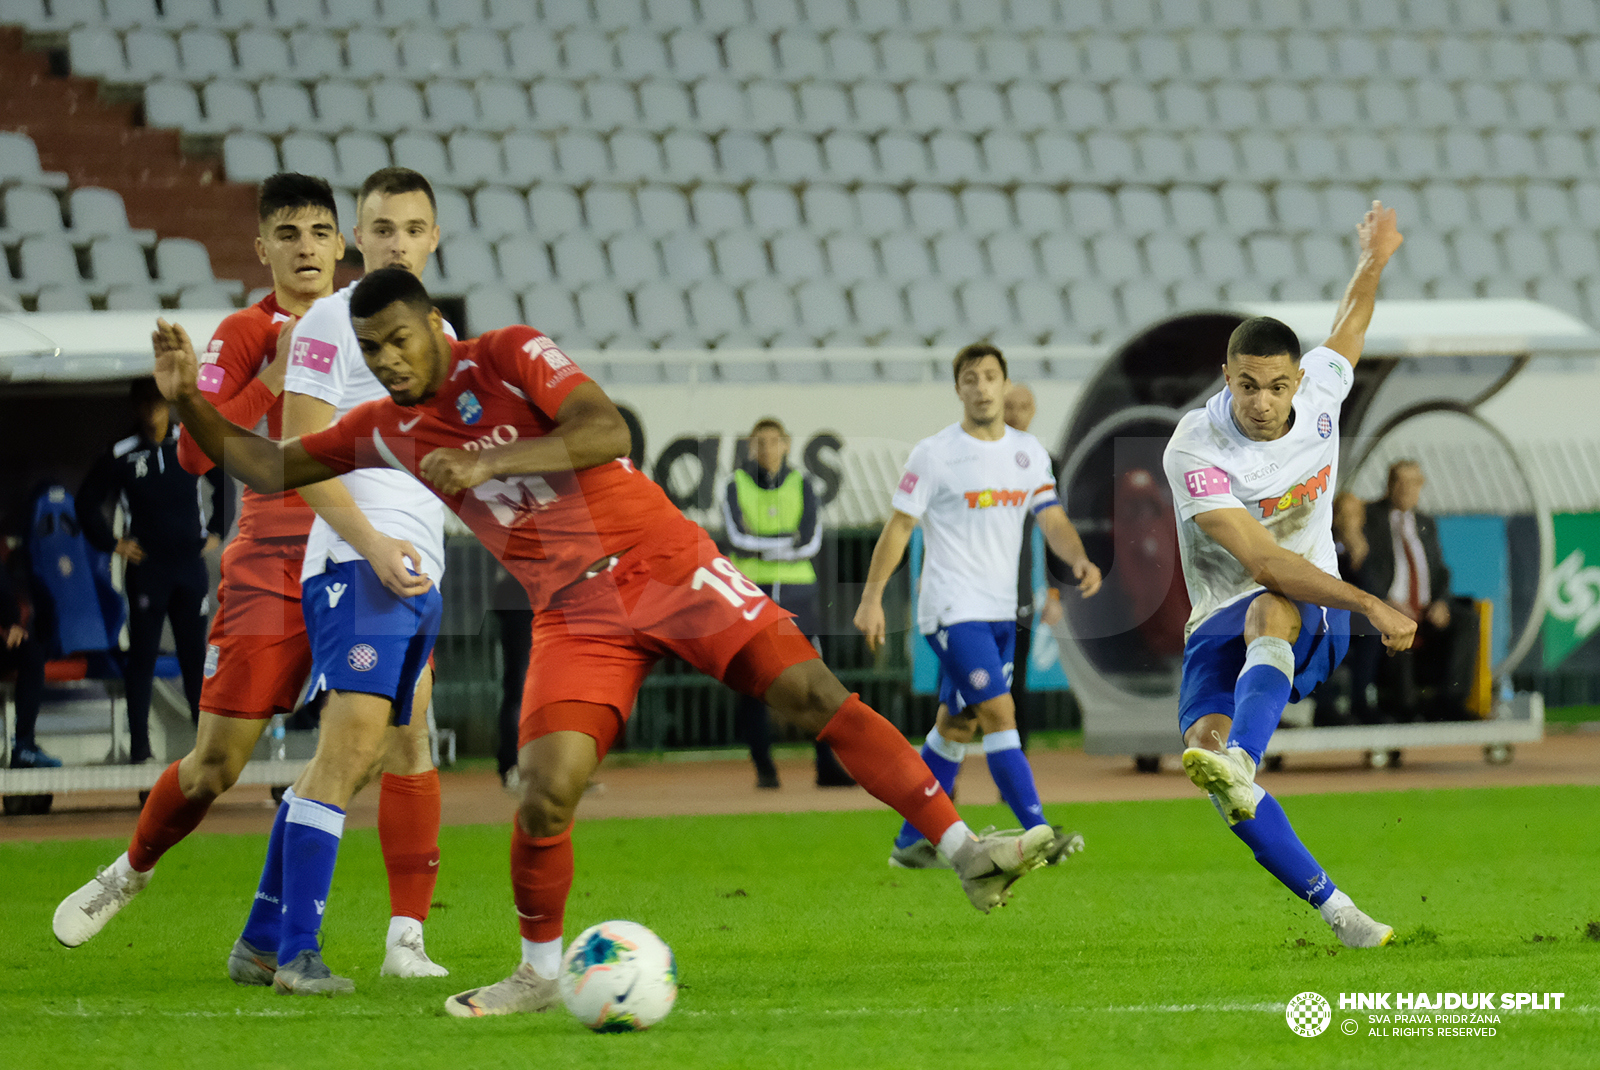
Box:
[418,382,630,495]
[1323,201,1403,368]
[853,511,918,653]
[1195,507,1416,651]
[1037,504,1102,598]
[152,319,339,494]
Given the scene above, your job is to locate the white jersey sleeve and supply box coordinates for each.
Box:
[1164,436,1249,521]
[281,292,356,406]
[890,440,941,519]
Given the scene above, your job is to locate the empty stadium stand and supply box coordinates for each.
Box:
[1,0,1598,344]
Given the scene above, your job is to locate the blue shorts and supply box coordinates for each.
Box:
[928,620,1016,715]
[301,559,443,726]
[1177,593,1351,737]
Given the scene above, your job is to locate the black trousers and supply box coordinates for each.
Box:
[123,557,208,761]
[1350,599,1479,723]
[1,633,47,750]
[736,582,849,782]
[494,606,535,777]
[1010,618,1033,750]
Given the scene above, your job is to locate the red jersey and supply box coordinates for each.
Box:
[177,292,312,543]
[298,326,681,611]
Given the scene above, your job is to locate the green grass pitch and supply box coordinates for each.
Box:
[3,785,1596,1070]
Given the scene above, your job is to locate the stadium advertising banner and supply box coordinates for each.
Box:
[1541,512,1600,669]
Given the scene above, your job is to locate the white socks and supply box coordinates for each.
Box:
[522,936,562,980]
[925,726,967,764]
[387,915,421,950]
[1318,888,1356,924]
[937,821,974,859]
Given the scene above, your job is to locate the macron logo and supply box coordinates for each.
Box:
[291,336,337,374]
[327,582,347,608]
[314,899,326,916]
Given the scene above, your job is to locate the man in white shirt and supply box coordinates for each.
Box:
[1162,203,1415,949]
[232,168,453,994]
[855,344,1102,869]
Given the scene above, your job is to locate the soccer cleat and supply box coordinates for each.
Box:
[888,838,952,870]
[272,949,355,996]
[1043,826,1085,866]
[52,853,152,947]
[227,937,278,986]
[1182,746,1259,824]
[382,929,449,978]
[1329,905,1395,949]
[444,962,560,1018]
[950,824,1055,913]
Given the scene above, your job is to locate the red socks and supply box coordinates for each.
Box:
[818,693,961,844]
[379,770,442,922]
[511,820,573,943]
[128,761,213,872]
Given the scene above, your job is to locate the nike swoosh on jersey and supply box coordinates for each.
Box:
[399,415,423,432]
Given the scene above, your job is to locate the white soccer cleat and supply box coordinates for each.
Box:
[52,853,152,948]
[950,824,1056,913]
[1043,826,1085,866]
[1182,746,1259,824]
[444,962,560,1018]
[1330,905,1395,949]
[382,929,449,977]
[888,838,952,870]
[273,948,356,996]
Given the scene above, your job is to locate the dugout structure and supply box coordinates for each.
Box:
[1055,299,1597,766]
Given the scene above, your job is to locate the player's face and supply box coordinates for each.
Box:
[1224,352,1304,441]
[751,427,789,473]
[1003,384,1035,431]
[353,301,450,406]
[255,206,344,306]
[1390,464,1425,511]
[956,355,1007,425]
[354,189,440,277]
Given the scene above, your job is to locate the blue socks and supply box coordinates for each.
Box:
[1227,637,1294,764]
[1228,789,1334,906]
[240,787,295,952]
[983,729,1046,829]
[277,795,346,962]
[894,727,964,849]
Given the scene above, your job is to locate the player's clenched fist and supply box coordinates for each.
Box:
[151,318,200,403]
[419,446,491,495]
[853,600,887,653]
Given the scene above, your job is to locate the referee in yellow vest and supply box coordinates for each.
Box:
[722,418,854,789]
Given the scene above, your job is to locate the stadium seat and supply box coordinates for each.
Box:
[18,237,82,286]
[771,230,826,281]
[104,284,164,310]
[67,27,126,81]
[332,132,390,187]
[87,237,152,287]
[660,232,716,282]
[198,80,262,134]
[3,185,64,235]
[235,28,293,80]
[34,284,94,312]
[372,80,430,135]
[878,233,933,283]
[178,284,239,308]
[67,188,140,242]
[495,236,552,288]
[124,29,181,81]
[575,283,634,339]
[436,234,500,290]
[392,132,450,183]
[793,279,850,335]
[711,231,769,285]
[849,280,906,336]
[154,237,220,289]
[633,281,692,336]
[256,80,318,133]
[221,132,278,183]
[742,278,798,334]
[958,279,1011,336]
[178,29,235,79]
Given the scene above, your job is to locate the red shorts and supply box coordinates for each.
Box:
[200,538,313,720]
[518,519,820,755]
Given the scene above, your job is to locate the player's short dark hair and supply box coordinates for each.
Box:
[349,266,432,320]
[749,417,787,438]
[952,342,1007,384]
[257,172,338,224]
[357,167,437,218]
[1226,317,1302,363]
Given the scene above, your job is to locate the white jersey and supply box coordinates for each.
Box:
[892,423,1060,633]
[282,282,450,585]
[1162,345,1354,637]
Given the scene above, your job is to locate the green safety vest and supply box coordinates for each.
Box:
[729,467,816,585]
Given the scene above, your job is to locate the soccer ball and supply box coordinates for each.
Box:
[559,920,678,1032]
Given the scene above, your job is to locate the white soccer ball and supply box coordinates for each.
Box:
[559,920,678,1032]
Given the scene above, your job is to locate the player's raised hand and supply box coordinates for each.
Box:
[853,600,887,653]
[419,447,493,495]
[151,318,200,402]
[1357,200,1403,262]
[363,533,434,599]
[1368,599,1417,655]
[1072,559,1103,599]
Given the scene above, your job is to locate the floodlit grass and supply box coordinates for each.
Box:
[3,786,1596,1069]
[1544,705,1600,726]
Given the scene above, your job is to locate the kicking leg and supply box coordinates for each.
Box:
[890,704,966,866]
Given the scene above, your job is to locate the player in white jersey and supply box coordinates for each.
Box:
[1162,203,1415,949]
[229,168,453,994]
[855,344,1102,869]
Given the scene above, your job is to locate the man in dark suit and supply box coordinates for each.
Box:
[1354,460,1476,721]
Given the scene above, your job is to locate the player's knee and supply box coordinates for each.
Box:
[517,774,582,837]
[765,661,848,731]
[1244,594,1300,644]
[186,747,245,799]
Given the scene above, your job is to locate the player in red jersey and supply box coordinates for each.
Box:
[53,174,343,951]
[151,268,1060,1015]
[54,177,448,978]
